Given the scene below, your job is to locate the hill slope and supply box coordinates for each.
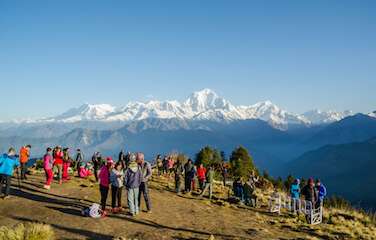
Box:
[287,137,376,208]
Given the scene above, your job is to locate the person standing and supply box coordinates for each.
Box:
[315,179,327,208]
[19,145,31,180]
[124,154,142,217]
[156,155,163,176]
[221,164,228,186]
[92,152,101,182]
[197,164,207,190]
[290,179,301,213]
[62,148,72,181]
[137,153,152,213]
[53,146,64,184]
[118,150,126,169]
[43,147,54,190]
[75,149,84,176]
[110,162,124,213]
[98,157,114,217]
[174,160,184,194]
[0,148,20,199]
[200,166,215,199]
[184,159,194,193]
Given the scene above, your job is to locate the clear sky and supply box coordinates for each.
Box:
[1,0,375,121]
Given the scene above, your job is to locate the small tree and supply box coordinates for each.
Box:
[229,146,256,179]
[284,174,295,191]
[195,146,223,168]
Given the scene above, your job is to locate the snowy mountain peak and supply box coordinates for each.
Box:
[52,103,117,122]
[184,89,233,112]
[302,109,353,124]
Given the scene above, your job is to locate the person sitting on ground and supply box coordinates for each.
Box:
[0,148,20,199]
[315,179,327,208]
[197,164,206,190]
[98,157,114,217]
[79,160,92,179]
[19,144,31,180]
[174,159,184,194]
[124,154,142,217]
[137,152,152,213]
[244,177,257,207]
[233,177,244,202]
[199,166,215,200]
[184,159,194,193]
[110,162,125,213]
[43,147,54,190]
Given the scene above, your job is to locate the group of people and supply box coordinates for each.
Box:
[290,177,327,212]
[96,152,152,217]
[232,171,259,207]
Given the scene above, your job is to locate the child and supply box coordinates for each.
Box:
[43,147,54,190]
[98,157,114,217]
[110,162,125,213]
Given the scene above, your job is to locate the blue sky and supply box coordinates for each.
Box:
[0,0,375,121]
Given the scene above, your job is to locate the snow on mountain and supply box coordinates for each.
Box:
[302,109,353,125]
[48,103,117,123]
[369,111,376,118]
[3,89,358,129]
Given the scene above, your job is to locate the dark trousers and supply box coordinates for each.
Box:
[20,163,27,179]
[185,176,193,192]
[0,174,11,196]
[93,165,99,182]
[99,185,109,211]
[111,185,123,208]
[138,182,151,211]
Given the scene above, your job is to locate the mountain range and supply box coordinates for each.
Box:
[2,89,359,129]
[0,89,375,207]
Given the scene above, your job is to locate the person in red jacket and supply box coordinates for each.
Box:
[53,146,64,184]
[196,164,207,190]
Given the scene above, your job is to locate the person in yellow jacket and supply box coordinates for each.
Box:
[19,145,31,180]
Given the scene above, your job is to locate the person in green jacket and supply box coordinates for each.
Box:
[199,166,215,199]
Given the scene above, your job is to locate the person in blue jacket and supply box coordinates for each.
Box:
[0,148,20,199]
[290,179,301,214]
[315,179,327,208]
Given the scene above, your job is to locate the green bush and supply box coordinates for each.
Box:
[229,146,257,179]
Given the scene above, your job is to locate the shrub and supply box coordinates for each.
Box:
[195,146,223,168]
[0,223,54,240]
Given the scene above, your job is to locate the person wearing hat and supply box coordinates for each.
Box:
[0,148,20,199]
[124,153,142,217]
[98,157,114,217]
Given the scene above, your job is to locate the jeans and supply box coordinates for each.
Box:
[139,182,151,211]
[200,182,213,199]
[55,164,63,182]
[111,186,123,208]
[20,163,27,179]
[127,188,139,215]
[99,185,109,211]
[0,174,11,196]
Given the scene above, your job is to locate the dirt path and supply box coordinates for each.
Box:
[0,174,312,240]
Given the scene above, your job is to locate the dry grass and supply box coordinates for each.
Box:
[0,223,54,240]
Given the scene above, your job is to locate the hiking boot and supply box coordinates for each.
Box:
[146,210,152,214]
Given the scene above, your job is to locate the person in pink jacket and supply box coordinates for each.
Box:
[43,147,54,190]
[98,157,114,217]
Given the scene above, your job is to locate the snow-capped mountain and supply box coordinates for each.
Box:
[2,89,356,129]
[302,109,353,125]
[369,111,376,118]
